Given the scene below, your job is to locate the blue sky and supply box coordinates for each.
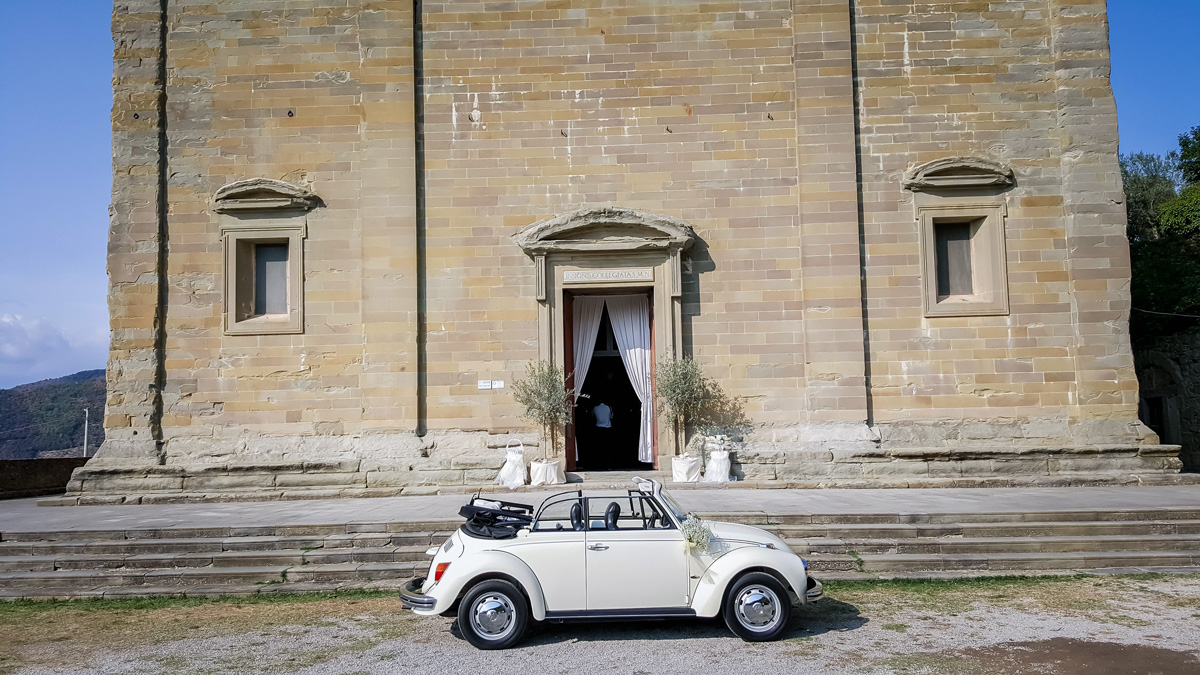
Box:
[0,1,1197,389]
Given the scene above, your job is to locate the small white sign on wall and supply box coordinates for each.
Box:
[477,380,492,390]
[491,380,505,389]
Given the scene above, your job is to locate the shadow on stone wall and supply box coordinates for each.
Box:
[0,458,90,499]
[1136,338,1200,472]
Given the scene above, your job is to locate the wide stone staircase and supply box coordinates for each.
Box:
[731,507,1200,575]
[2,506,1199,599]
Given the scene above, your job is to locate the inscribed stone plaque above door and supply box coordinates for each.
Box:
[563,268,654,283]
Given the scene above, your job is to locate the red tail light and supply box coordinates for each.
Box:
[434,562,451,582]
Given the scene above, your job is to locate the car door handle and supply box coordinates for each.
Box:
[587,544,609,551]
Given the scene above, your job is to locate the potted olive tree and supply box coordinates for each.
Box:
[511,360,571,485]
[656,358,708,482]
[657,357,751,482]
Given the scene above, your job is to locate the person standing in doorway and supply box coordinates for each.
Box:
[592,400,613,466]
[593,401,613,429]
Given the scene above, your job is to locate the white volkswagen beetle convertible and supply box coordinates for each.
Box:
[400,478,822,649]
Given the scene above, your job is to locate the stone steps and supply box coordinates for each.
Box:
[0,544,439,573]
[0,561,426,591]
[806,550,1200,573]
[794,533,1200,555]
[3,506,1200,599]
[712,508,1200,526]
[0,531,455,557]
[768,519,1200,539]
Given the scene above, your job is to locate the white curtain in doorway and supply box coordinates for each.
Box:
[606,295,654,463]
[572,296,606,460]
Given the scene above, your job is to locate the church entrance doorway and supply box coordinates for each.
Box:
[565,292,655,472]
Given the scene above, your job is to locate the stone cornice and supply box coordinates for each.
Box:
[514,206,696,256]
[213,178,321,213]
[902,156,1015,192]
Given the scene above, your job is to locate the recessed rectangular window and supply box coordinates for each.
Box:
[918,204,1008,317]
[253,243,289,315]
[934,220,975,298]
[223,228,304,335]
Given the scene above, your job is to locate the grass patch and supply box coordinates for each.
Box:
[821,574,1095,595]
[1104,614,1153,628]
[0,589,398,617]
[0,590,415,674]
[881,623,909,633]
[818,574,1127,617]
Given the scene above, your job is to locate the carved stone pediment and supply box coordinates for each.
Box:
[514,207,696,255]
[213,178,321,213]
[902,157,1015,192]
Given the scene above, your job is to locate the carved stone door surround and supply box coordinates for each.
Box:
[514,207,697,463]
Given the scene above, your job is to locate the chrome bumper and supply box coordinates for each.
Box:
[400,577,437,610]
[805,576,823,602]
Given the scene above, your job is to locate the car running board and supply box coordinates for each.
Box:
[544,607,697,623]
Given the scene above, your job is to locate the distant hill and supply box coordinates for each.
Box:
[0,370,105,460]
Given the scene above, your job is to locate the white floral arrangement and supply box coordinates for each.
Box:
[681,514,713,552]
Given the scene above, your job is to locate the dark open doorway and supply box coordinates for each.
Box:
[572,304,651,471]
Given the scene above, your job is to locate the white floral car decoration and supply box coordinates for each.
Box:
[400,478,823,649]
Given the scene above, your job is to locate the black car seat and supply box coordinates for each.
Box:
[570,502,584,531]
[605,502,621,530]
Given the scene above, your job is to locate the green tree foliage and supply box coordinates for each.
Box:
[0,370,105,460]
[1130,237,1200,340]
[1179,125,1200,186]
[1158,184,1200,237]
[510,361,572,460]
[656,358,750,446]
[655,358,707,435]
[1120,152,1180,240]
[1126,126,1200,343]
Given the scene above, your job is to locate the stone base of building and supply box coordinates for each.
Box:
[51,441,1189,506]
[731,445,1185,482]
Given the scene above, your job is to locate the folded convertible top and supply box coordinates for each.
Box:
[458,496,534,539]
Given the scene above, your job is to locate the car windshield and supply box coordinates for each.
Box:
[656,487,688,523]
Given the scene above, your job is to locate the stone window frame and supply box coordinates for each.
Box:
[917,202,1009,318]
[903,156,1015,319]
[222,225,306,335]
[214,178,319,336]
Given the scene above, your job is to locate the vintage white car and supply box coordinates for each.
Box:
[401,478,822,649]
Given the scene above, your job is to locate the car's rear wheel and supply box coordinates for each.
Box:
[722,572,791,641]
[457,579,529,649]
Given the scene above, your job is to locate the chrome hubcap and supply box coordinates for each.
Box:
[470,593,515,639]
[735,585,781,632]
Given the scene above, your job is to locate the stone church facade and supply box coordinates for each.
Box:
[74,0,1182,501]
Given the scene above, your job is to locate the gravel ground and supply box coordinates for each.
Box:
[3,575,1199,675]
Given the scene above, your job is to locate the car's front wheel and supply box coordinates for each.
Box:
[456,579,530,649]
[722,572,792,641]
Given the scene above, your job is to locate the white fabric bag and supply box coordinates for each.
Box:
[701,448,732,483]
[529,459,566,486]
[672,455,702,483]
[495,439,527,489]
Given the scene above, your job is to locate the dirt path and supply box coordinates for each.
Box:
[2,575,1198,674]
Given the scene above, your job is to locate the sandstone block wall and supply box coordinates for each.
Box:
[83,0,1177,499]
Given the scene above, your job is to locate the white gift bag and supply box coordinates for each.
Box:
[672,455,702,483]
[700,448,732,483]
[495,439,528,489]
[529,459,566,486]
